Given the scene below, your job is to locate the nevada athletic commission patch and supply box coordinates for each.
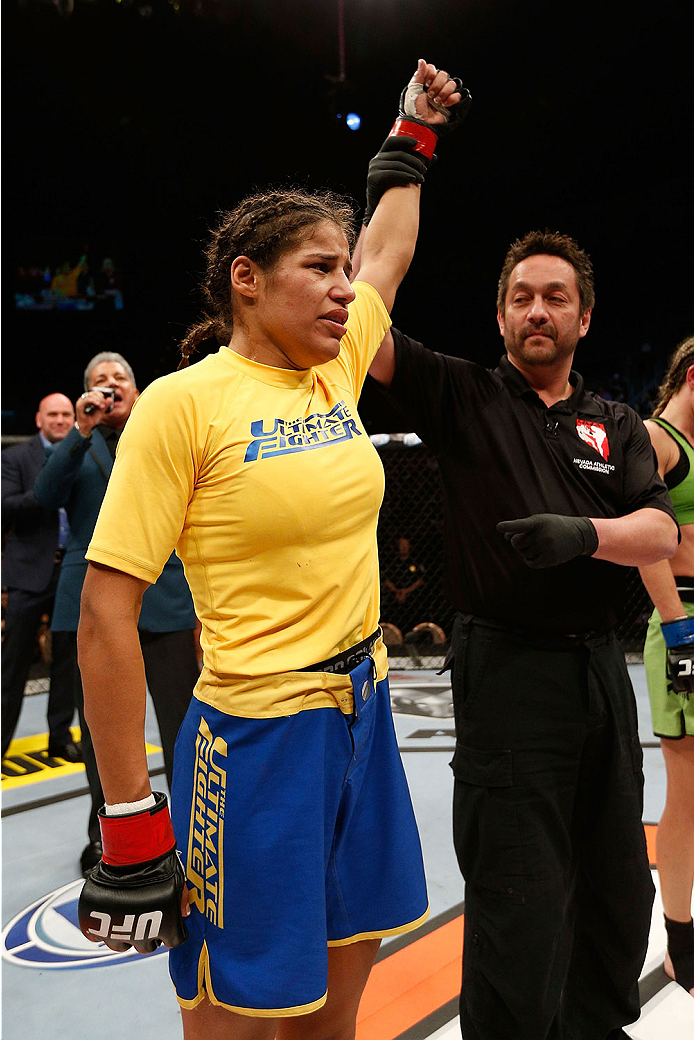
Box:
[576,418,610,461]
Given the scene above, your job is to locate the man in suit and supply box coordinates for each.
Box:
[34,353,200,877]
[2,393,82,762]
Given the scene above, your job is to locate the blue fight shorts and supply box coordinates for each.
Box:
[168,657,429,1017]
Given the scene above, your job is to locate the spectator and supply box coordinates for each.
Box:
[381,535,427,634]
[34,352,199,878]
[2,393,82,762]
[50,256,86,297]
[95,257,123,308]
[76,263,94,297]
[95,256,121,292]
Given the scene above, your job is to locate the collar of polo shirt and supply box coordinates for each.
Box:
[495,356,604,416]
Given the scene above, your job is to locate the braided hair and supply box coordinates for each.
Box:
[652,335,694,417]
[179,188,356,368]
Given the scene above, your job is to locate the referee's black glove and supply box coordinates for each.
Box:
[497,514,599,569]
[363,66,472,224]
[364,138,429,226]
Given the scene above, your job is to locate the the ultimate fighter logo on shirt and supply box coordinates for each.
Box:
[244,401,362,462]
[576,419,610,461]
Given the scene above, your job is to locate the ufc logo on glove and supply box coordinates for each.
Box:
[86,910,164,943]
[78,793,188,954]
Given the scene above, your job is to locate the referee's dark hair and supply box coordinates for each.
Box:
[178,189,356,369]
[496,229,595,316]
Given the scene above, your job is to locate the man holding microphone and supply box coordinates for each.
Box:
[34,351,200,877]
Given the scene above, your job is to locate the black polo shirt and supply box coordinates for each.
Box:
[383,329,676,634]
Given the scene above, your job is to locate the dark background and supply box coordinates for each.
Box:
[4,0,693,434]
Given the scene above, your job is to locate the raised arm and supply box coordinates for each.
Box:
[357,61,470,382]
[356,58,470,313]
[351,227,396,386]
[354,181,420,314]
[34,428,90,508]
[34,389,114,509]
[368,328,397,387]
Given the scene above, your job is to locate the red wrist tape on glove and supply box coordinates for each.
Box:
[389,118,438,160]
[99,795,176,867]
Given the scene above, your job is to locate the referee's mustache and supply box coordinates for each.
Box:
[522,321,557,340]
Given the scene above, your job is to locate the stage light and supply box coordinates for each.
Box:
[345,112,361,131]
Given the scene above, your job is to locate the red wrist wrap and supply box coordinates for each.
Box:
[99,799,176,867]
[389,118,438,160]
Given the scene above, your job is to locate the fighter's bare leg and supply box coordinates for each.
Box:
[277,938,381,1040]
[180,937,380,1038]
[181,1002,278,1040]
[658,735,694,996]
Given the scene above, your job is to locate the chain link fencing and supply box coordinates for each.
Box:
[374,436,652,669]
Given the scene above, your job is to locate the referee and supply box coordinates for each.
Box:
[368,231,678,1040]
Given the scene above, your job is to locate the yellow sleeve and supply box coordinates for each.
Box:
[326,281,391,397]
[86,373,199,583]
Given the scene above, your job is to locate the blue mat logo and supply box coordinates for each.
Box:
[2,879,167,969]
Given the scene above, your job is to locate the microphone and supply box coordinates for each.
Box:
[84,388,116,415]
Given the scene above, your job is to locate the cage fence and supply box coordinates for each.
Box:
[374,436,652,669]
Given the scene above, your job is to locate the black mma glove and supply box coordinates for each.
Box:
[363,69,472,224]
[497,514,599,569]
[661,616,694,694]
[78,791,188,954]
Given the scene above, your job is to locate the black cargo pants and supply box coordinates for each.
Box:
[449,615,654,1040]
